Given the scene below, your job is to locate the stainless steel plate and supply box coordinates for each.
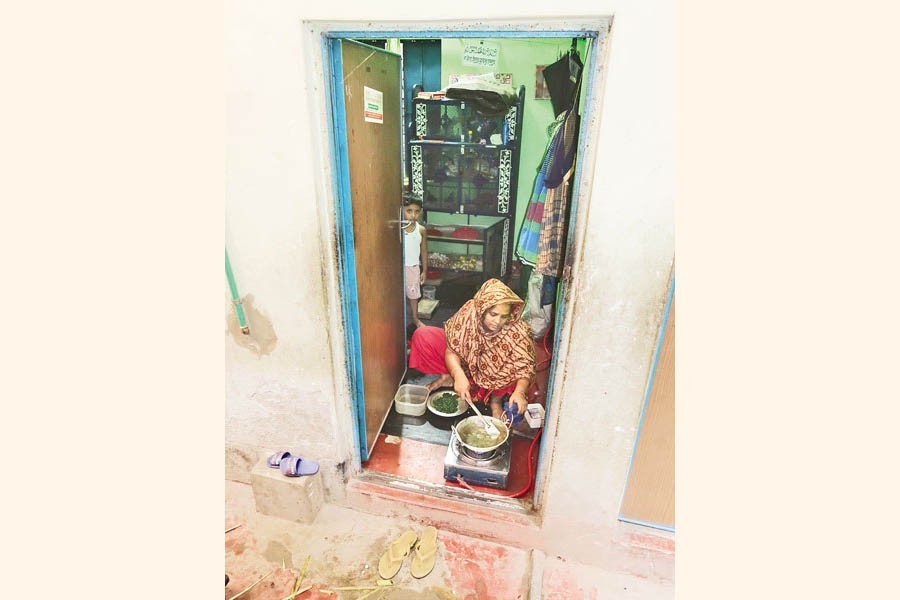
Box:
[427,389,468,417]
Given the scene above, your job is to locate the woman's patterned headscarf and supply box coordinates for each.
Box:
[444,278,536,390]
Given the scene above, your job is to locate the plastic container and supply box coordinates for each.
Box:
[525,403,545,428]
[394,384,429,416]
[422,285,436,300]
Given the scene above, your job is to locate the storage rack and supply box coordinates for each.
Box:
[408,85,526,282]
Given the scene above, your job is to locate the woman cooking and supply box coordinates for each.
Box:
[409,278,535,421]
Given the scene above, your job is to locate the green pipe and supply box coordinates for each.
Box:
[225,248,250,334]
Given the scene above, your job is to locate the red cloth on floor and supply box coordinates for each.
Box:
[409,326,447,374]
[409,326,516,401]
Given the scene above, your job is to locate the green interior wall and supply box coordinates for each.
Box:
[432,37,589,255]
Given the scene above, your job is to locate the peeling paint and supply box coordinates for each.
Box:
[625,532,675,555]
[226,293,278,355]
[441,535,526,600]
[542,565,595,600]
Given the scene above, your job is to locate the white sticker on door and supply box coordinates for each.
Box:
[364,86,383,124]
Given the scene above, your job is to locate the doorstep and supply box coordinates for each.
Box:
[344,470,544,552]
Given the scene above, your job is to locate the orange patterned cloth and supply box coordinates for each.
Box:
[444,279,536,390]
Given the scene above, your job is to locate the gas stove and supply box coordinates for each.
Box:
[443,436,512,490]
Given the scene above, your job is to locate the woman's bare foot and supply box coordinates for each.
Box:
[490,397,504,420]
[426,373,453,392]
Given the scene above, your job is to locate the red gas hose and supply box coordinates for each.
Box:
[506,427,543,498]
[453,427,543,498]
[501,335,550,497]
[452,324,551,496]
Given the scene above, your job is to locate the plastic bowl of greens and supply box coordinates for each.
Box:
[427,390,467,417]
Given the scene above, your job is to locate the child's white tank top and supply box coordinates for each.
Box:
[403,224,422,266]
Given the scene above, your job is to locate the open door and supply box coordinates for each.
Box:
[328,39,406,460]
[619,282,675,530]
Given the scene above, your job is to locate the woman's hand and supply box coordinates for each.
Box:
[454,376,471,404]
[508,390,528,416]
[444,347,471,403]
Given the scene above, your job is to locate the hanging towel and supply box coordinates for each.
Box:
[518,50,582,276]
[544,68,582,190]
[535,66,582,276]
[515,114,565,265]
[535,169,574,278]
[515,169,547,266]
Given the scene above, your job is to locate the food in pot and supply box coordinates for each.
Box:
[431,392,459,414]
[459,422,504,448]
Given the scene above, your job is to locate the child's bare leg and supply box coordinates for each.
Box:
[489,397,504,420]
[410,298,424,327]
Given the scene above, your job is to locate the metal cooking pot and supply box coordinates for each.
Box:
[452,415,509,453]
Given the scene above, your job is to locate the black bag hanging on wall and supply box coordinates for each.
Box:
[541,42,583,118]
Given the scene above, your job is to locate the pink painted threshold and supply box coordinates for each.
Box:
[364,433,537,501]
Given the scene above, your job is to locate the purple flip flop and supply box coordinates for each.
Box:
[279,455,320,477]
[267,451,292,468]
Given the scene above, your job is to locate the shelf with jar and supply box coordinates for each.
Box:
[425,218,509,281]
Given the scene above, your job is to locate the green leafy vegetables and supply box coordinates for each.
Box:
[431,392,459,414]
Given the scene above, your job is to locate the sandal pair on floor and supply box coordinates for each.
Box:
[267,451,319,477]
[378,526,439,580]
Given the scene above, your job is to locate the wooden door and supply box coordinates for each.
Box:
[619,290,675,530]
[333,40,406,460]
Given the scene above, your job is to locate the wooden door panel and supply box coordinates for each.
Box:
[340,41,405,459]
[620,294,675,528]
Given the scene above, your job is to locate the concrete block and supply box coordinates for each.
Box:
[250,458,324,524]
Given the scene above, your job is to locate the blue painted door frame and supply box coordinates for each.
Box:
[321,29,602,507]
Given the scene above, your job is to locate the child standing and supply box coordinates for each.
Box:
[402,195,428,328]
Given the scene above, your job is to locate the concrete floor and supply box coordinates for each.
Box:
[225,480,673,599]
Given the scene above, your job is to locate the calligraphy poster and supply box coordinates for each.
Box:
[461,41,500,68]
